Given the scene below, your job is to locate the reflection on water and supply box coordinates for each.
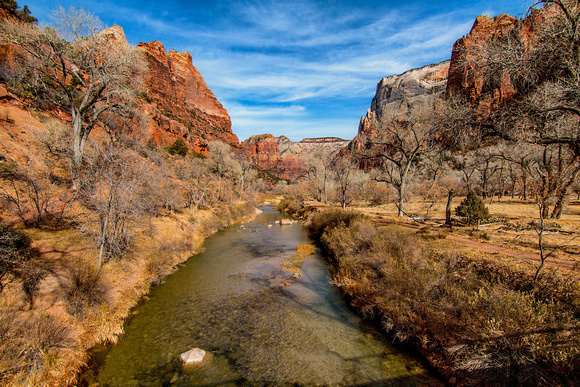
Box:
[89,206,440,386]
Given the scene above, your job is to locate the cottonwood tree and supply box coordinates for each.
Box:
[365,108,436,217]
[331,156,365,209]
[0,6,144,177]
[304,149,334,203]
[178,158,213,212]
[207,141,255,199]
[81,145,149,269]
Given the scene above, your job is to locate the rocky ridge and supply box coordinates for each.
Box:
[136,37,238,153]
[446,7,552,115]
[243,134,349,180]
[343,60,450,169]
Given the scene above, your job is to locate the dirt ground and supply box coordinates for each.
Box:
[306,196,580,274]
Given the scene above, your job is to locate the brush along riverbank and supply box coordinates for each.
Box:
[0,202,256,386]
[280,201,580,386]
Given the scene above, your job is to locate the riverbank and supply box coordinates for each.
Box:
[279,201,580,385]
[0,201,256,386]
[82,205,441,386]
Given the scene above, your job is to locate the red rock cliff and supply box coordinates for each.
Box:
[243,134,348,180]
[136,40,239,152]
[446,7,553,115]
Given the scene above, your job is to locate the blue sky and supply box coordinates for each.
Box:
[22,0,530,141]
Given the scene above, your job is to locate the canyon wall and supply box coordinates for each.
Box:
[343,61,450,169]
[136,37,239,153]
[243,134,349,180]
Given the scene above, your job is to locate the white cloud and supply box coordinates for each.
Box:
[27,0,527,141]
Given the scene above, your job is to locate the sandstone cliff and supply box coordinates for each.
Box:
[344,61,450,169]
[446,7,551,115]
[242,134,349,180]
[136,39,239,152]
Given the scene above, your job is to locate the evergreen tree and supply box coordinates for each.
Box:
[455,191,489,225]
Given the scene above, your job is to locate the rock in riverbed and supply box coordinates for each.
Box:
[179,348,206,366]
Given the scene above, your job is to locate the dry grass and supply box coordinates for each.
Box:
[280,243,316,273]
[306,208,580,386]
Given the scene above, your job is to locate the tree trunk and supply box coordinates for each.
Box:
[397,187,404,217]
[551,186,568,219]
[445,189,454,225]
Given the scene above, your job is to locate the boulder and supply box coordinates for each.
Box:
[179,348,206,366]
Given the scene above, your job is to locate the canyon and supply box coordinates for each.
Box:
[0,8,540,180]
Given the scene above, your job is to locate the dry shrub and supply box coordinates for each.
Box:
[310,214,580,385]
[60,262,110,318]
[145,248,178,286]
[0,310,82,386]
[305,208,364,240]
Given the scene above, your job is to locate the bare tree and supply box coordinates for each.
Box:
[81,144,149,269]
[366,108,436,216]
[0,6,144,176]
[304,149,333,203]
[331,156,365,209]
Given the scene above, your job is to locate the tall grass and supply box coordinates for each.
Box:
[307,209,580,385]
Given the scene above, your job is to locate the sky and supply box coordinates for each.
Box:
[21,0,531,142]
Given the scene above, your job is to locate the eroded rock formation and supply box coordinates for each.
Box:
[446,7,553,115]
[242,135,349,180]
[136,39,238,153]
[344,61,450,169]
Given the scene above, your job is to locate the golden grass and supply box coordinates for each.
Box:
[280,243,316,273]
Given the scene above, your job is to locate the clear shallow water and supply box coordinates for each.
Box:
[87,206,441,386]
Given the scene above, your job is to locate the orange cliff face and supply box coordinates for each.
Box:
[0,24,239,154]
[446,6,553,115]
[136,40,239,152]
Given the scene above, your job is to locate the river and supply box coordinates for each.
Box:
[85,206,440,386]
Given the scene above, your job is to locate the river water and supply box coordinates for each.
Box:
[87,206,440,386]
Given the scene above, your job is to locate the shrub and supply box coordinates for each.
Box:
[61,263,110,317]
[0,311,79,386]
[165,138,188,156]
[455,191,489,225]
[305,209,363,240]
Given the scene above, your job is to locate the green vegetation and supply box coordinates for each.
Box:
[455,191,490,225]
[165,138,189,156]
[0,0,37,23]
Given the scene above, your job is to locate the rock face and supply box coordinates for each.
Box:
[242,135,349,180]
[446,14,520,115]
[136,40,239,152]
[343,61,450,169]
[446,7,553,115]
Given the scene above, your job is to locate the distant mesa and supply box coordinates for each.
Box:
[243,134,349,180]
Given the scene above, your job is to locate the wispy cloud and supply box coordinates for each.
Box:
[26,0,531,141]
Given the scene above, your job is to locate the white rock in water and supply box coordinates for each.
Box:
[179,348,206,365]
[255,208,263,214]
[280,219,293,225]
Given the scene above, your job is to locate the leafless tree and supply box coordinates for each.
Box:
[81,144,149,269]
[331,156,365,209]
[366,108,436,216]
[304,149,333,203]
[0,6,145,177]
